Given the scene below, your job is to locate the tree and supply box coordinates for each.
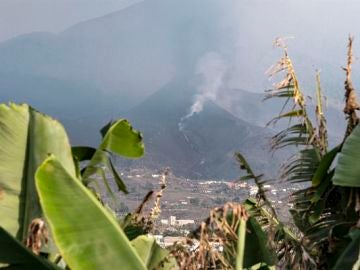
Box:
[0,106,175,269]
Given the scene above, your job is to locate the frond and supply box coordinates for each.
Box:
[244,199,317,269]
[266,40,316,152]
[343,36,360,137]
[281,148,320,184]
[235,153,317,268]
[315,72,328,155]
[235,152,276,217]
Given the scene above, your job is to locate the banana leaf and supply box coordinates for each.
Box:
[35,156,146,270]
[0,227,60,270]
[333,125,360,187]
[0,103,75,241]
[131,236,177,270]
[81,119,144,194]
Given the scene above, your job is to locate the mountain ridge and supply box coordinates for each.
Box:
[121,78,281,179]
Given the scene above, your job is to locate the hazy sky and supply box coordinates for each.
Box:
[1,0,360,102]
[0,0,143,41]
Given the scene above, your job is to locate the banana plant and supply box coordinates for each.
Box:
[240,37,360,269]
[0,103,171,269]
[1,152,175,270]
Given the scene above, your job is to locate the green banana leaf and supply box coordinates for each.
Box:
[333,125,360,187]
[0,103,75,241]
[243,217,276,268]
[131,236,178,270]
[71,146,96,162]
[35,156,146,270]
[332,230,360,270]
[81,119,144,194]
[0,227,59,270]
[312,145,340,187]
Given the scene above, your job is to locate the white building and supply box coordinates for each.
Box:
[166,216,195,227]
[176,219,195,226]
[249,186,259,196]
[170,216,177,226]
[160,219,169,225]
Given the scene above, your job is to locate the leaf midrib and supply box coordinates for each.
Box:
[19,107,37,241]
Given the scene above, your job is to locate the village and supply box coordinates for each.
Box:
[104,168,296,247]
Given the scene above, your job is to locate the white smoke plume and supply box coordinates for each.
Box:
[179,52,228,132]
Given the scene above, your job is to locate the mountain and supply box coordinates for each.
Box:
[216,88,346,143]
[0,0,349,178]
[0,72,110,145]
[0,0,227,112]
[121,78,283,179]
[0,0,351,118]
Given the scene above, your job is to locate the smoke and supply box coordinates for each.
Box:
[178,52,228,132]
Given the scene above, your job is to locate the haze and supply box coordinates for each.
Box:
[0,0,142,41]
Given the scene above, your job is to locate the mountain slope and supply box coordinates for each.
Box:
[217,88,346,144]
[0,0,357,112]
[122,79,281,179]
[0,0,347,178]
[0,0,225,111]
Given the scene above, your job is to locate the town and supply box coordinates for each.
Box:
[103,168,297,247]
